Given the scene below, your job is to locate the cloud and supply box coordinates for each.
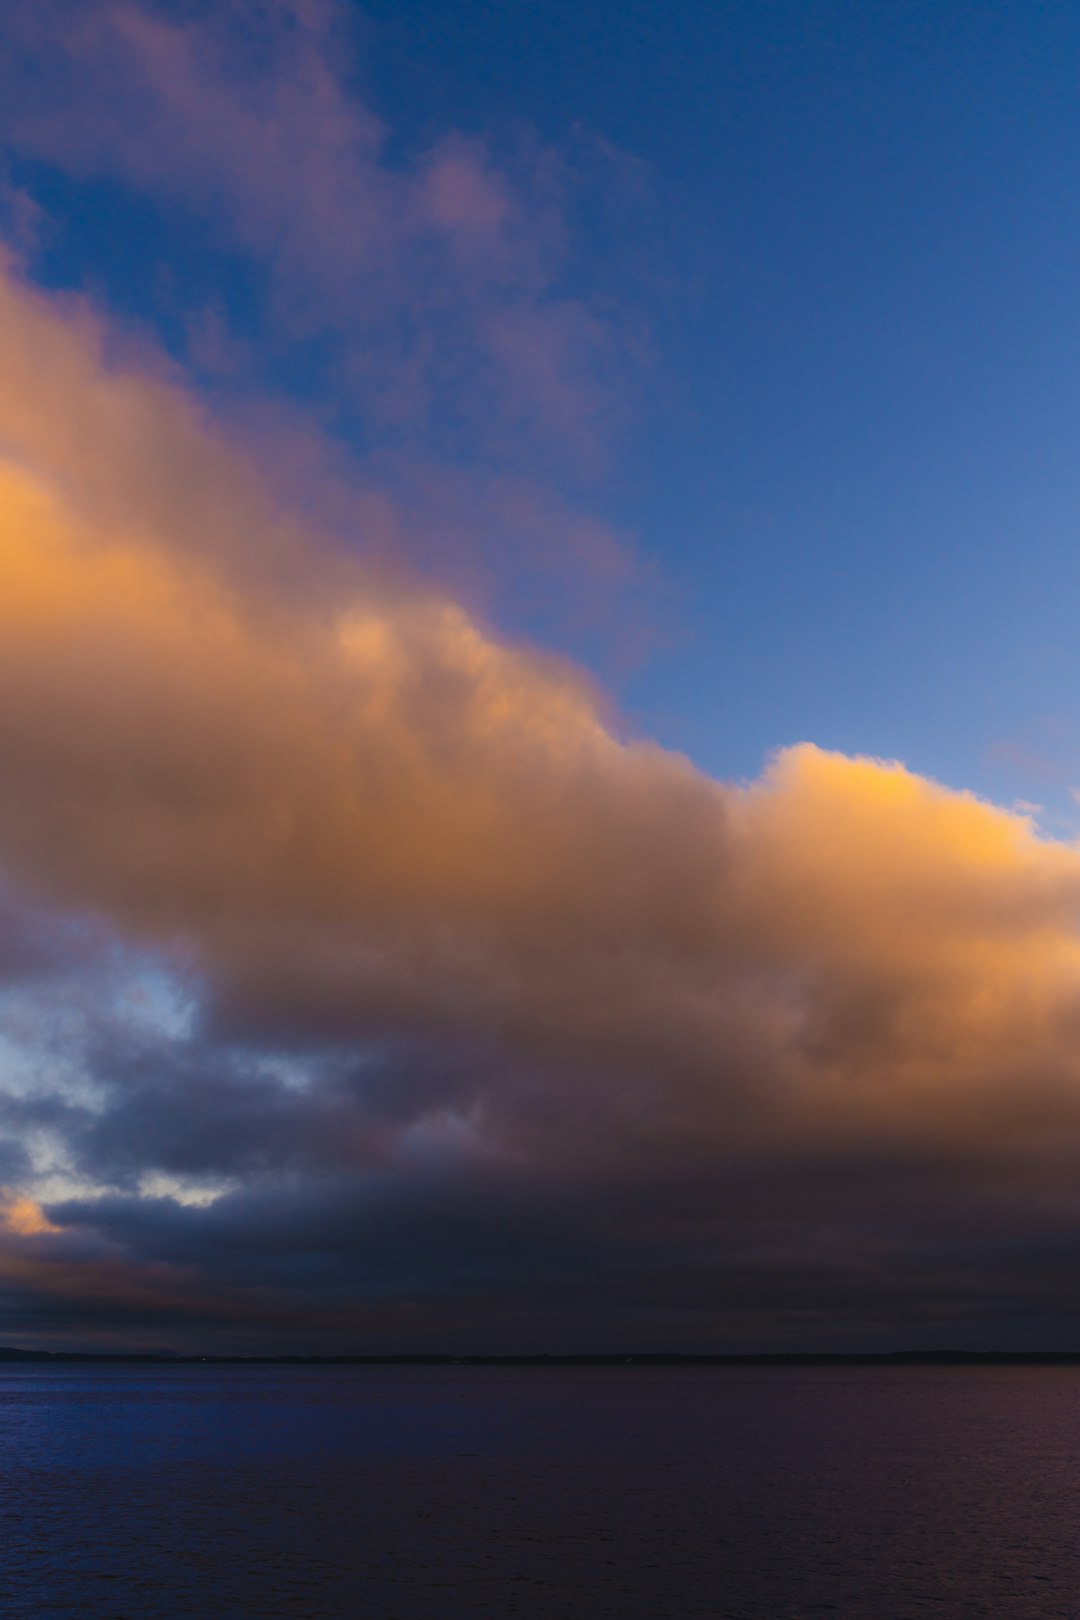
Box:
[3,257,1080,1347]
[0,0,627,467]
[0,258,712,1045]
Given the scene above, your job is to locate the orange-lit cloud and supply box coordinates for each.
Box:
[3,257,1080,1347]
[0,1194,57,1236]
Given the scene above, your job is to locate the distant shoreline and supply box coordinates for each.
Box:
[4,1348,1080,1367]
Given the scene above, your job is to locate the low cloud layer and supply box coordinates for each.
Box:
[2,257,1080,1349]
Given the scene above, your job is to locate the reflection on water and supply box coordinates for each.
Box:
[2,1364,1079,1617]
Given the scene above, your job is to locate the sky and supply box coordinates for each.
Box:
[3,0,1080,1351]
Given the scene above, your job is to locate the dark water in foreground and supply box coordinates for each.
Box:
[2,1365,1079,1618]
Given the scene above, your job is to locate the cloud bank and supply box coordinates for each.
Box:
[1,1,1080,1351]
[2,256,1080,1349]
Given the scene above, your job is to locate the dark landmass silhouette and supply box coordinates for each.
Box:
[4,1348,1080,1366]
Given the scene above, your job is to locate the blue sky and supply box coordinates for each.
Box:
[342,0,1080,807]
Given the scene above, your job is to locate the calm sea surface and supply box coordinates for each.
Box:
[2,1364,1079,1617]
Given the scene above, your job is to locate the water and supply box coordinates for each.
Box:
[1,1364,1078,1617]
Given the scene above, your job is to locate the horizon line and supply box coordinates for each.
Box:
[4,1348,1080,1367]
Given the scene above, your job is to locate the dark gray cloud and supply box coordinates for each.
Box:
[18,1132,1080,1353]
[4,1005,1080,1352]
